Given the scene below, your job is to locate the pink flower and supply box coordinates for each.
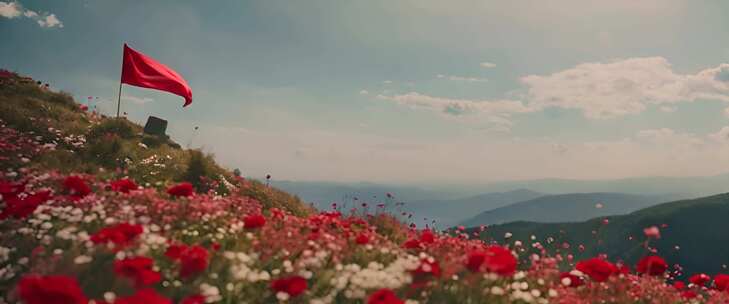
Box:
[643,226,661,239]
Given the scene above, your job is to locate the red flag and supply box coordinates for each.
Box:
[121,44,192,107]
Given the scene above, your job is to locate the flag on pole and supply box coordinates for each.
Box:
[121,43,192,107]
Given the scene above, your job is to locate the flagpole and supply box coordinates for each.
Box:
[116,43,124,118]
[116,81,122,118]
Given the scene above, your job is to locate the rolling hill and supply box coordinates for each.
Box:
[479,193,729,278]
[461,192,682,227]
[405,189,543,228]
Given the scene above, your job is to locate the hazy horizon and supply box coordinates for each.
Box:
[5,1,729,184]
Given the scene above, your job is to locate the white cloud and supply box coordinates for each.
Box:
[437,74,488,83]
[383,80,393,84]
[359,89,368,95]
[521,57,729,119]
[0,1,21,18]
[376,92,533,131]
[377,92,531,116]
[0,1,62,28]
[22,9,35,17]
[383,58,729,126]
[480,62,497,68]
[37,13,62,28]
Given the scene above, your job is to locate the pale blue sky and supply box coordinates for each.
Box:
[3,1,729,184]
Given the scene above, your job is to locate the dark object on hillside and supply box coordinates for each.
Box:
[144,116,168,136]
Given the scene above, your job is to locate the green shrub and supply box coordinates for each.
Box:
[84,134,125,168]
[181,150,213,191]
[88,118,136,140]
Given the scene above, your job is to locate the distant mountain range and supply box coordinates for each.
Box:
[463,174,729,197]
[460,192,686,228]
[405,189,543,228]
[272,181,456,210]
[478,193,729,278]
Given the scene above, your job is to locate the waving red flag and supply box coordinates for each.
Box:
[121,43,192,107]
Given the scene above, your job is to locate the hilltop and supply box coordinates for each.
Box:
[0,71,312,216]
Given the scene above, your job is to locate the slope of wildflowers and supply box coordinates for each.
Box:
[2,75,729,303]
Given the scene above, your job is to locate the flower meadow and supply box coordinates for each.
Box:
[2,105,729,303]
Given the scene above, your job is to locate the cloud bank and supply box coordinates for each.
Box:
[0,1,63,28]
[378,57,729,129]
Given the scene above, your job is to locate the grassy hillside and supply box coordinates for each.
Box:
[461,192,681,227]
[0,72,312,216]
[3,72,729,303]
[479,193,729,278]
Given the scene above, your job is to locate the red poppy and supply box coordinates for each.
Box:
[483,246,517,276]
[178,245,209,278]
[560,272,584,287]
[419,230,435,244]
[0,190,50,219]
[113,256,161,287]
[110,178,139,193]
[681,290,698,299]
[636,255,667,276]
[115,288,171,304]
[63,175,91,199]
[18,275,88,304]
[90,223,144,250]
[575,258,617,282]
[466,250,487,272]
[243,214,266,229]
[355,233,370,245]
[0,179,24,197]
[167,182,194,197]
[402,238,420,249]
[673,281,686,290]
[715,274,729,291]
[270,275,308,297]
[180,295,206,304]
[465,246,517,276]
[689,273,711,286]
[367,288,404,304]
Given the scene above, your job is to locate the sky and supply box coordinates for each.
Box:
[3,0,729,185]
